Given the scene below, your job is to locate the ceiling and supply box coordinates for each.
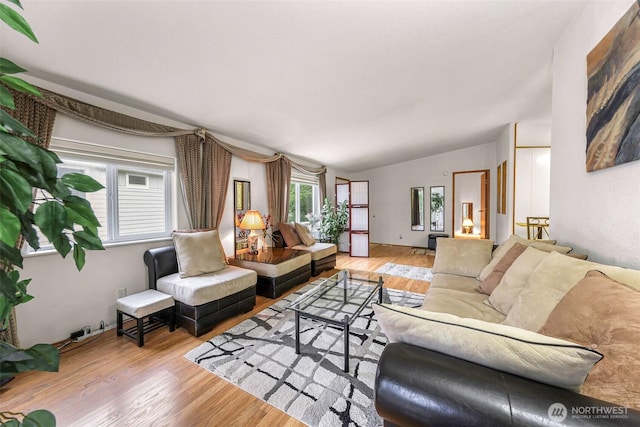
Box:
[2,1,586,173]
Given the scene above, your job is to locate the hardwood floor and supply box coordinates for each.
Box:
[0,244,433,426]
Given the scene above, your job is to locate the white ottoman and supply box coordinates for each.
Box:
[116,289,175,347]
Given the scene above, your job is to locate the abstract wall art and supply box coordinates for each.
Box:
[586,1,640,172]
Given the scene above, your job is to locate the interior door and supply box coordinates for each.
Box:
[349,180,369,257]
[336,182,350,252]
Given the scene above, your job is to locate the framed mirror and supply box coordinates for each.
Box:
[430,186,445,232]
[461,202,474,234]
[410,187,425,231]
[234,180,251,256]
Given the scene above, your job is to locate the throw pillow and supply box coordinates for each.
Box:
[431,238,495,278]
[478,235,570,282]
[373,303,602,390]
[529,241,572,254]
[487,246,550,315]
[504,252,640,331]
[172,229,227,278]
[478,242,527,295]
[539,270,640,410]
[278,222,303,247]
[294,222,316,246]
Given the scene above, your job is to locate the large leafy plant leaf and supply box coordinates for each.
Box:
[0,2,38,42]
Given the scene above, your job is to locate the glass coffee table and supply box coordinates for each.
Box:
[287,269,385,372]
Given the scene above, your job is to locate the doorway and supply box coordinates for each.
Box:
[452,170,490,239]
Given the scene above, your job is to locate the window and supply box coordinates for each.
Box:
[26,138,174,251]
[288,173,320,224]
[126,173,149,188]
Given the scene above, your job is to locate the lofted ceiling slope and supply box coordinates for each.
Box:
[1,1,587,172]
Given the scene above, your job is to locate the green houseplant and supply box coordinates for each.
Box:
[430,191,444,229]
[1,1,104,425]
[320,199,349,245]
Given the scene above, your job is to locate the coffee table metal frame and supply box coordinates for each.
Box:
[287,269,384,372]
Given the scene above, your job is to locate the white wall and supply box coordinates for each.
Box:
[551,0,640,269]
[351,142,497,247]
[495,124,513,243]
[16,79,343,347]
[513,122,551,238]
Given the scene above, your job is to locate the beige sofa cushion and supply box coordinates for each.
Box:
[487,246,550,315]
[539,270,640,410]
[478,242,527,295]
[374,304,602,391]
[172,229,227,278]
[478,235,571,282]
[422,287,506,323]
[424,274,505,323]
[432,238,494,278]
[504,252,640,331]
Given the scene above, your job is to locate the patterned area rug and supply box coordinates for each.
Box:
[185,281,424,427]
[375,262,434,282]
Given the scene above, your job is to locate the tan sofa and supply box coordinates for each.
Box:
[374,235,640,425]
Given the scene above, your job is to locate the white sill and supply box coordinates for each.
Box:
[23,236,173,258]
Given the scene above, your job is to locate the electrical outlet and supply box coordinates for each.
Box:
[70,329,84,340]
[99,320,105,330]
[117,287,127,298]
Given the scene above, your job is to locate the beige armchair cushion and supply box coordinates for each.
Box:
[172,229,227,278]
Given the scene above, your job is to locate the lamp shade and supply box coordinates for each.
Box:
[462,218,474,228]
[239,210,265,230]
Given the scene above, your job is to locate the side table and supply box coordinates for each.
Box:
[228,247,312,298]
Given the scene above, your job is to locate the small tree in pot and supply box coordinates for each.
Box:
[320,199,349,245]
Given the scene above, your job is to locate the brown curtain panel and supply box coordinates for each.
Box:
[176,134,232,229]
[1,91,57,347]
[266,157,292,228]
[203,135,232,228]
[175,134,205,229]
[318,172,327,205]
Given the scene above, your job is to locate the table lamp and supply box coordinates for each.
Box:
[462,218,474,234]
[239,210,265,254]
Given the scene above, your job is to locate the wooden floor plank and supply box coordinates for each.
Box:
[0,245,433,426]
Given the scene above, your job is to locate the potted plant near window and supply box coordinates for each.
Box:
[0,2,104,425]
[320,199,349,245]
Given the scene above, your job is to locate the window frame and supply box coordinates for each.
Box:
[25,138,175,253]
[289,173,320,224]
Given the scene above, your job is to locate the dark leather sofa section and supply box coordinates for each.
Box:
[143,246,256,337]
[375,343,640,427]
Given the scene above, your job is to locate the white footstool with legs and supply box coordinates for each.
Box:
[116,289,175,347]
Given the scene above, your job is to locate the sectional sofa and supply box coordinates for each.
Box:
[374,236,640,426]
